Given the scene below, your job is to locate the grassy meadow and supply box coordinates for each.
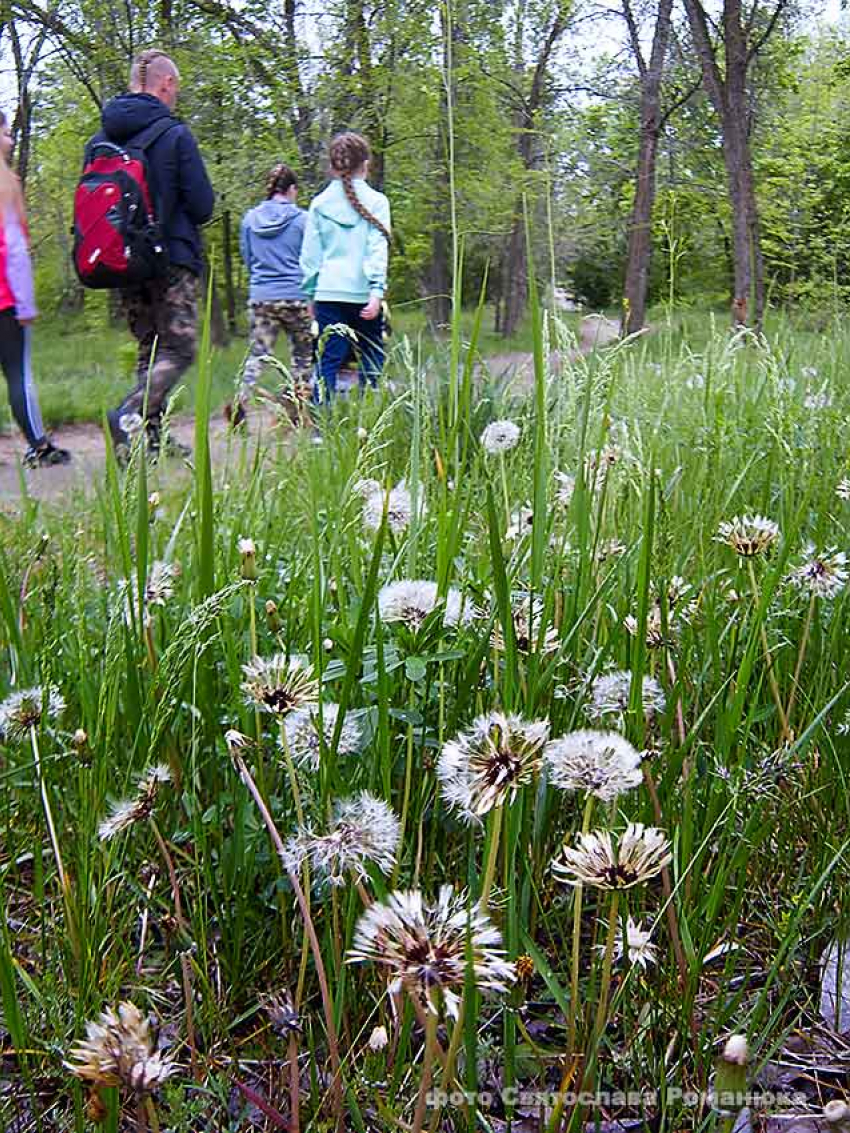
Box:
[1,296,850,1132]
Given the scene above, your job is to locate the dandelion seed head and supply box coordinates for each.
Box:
[586,670,666,724]
[284,791,400,887]
[379,580,475,631]
[544,730,643,801]
[98,764,171,841]
[260,991,301,1037]
[716,514,780,558]
[362,482,416,536]
[283,703,361,771]
[347,886,515,1018]
[438,711,550,820]
[481,420,521,455]
[0,685,65,742]
[64,1001,176,1093]
[836,479,850,501]
[505,506,534,541]
[241,654,319,717]
[787,544,848,599]
[595,915,657,969]
[491,594,559,655]
[368,1024,389,1052]
[553,471,575,507]
[552,822,672,890]
[145,561,179,607]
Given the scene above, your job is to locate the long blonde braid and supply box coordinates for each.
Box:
[328,132,391,244]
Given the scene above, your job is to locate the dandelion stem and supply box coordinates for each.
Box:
[412,1007,439,1133]
[144,1096,161,1133]
[567,795,595,1058]
[747,560,790,742]
[279,722,311,1003]
[479,804,503,911]
[288,1030,300,1133]
[786,592,816,732]
[248,595,265,791]
[642,765,688,996]
[592,890,620,1049]
[29,724,68,895]
[394,681,417,885]
[232,750,343,1128]
[499,452,511,532]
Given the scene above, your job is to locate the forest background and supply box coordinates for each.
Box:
[1,0,849,364]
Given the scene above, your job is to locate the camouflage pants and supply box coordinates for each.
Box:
[240,299,314,405]
[118,266,199,422]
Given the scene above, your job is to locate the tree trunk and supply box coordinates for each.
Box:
[500,206,528,338]
[221,210,237,335]
[621,0,673,335]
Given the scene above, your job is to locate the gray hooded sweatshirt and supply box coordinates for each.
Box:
[240,199,307,302]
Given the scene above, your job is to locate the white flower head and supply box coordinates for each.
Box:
[836,479,850,501]
[481,420,521,455]
[505,506,534,542]
[362,482,418,536]
[716,514,780,558]
[553,471,575,507]
[119,413,145,438]
[64,1001,176,1093]
[284,792,400,887]
[438,712,550,820]
[283,703,362,771]
[787,544,848,600]
[544,730,643,801]
[241,654,319,716]
[98,764,171,841]
[378,580,475,632]
[237,537,255,556]
[586,670,666,724]
[596,915,657,969]
[347,886,516,1018]
[0,685,65,742]
[552,822,672,890]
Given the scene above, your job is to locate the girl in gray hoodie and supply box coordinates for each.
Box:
[228,164,314,426]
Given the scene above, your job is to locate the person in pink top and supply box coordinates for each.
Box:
[0,111,69,466]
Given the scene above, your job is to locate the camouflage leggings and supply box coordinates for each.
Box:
[117,266,199,422]
[240,299,314,404]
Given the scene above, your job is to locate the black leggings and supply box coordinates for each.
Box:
[0,308,45,447]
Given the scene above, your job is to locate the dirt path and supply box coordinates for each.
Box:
[0,409,281,506]
[0,348,575,505]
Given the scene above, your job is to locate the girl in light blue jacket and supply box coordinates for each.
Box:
[300,132,391,399]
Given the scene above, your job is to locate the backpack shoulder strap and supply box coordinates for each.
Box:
[132,117,179,153]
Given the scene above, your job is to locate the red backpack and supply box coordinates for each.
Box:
[73,119,175,289]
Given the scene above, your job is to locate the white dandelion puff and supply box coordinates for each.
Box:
[438,712,550,820]
[787,544,848,600]
[347,886,516,1018]
[283,703,362,771]
[586,670,666,724]
[481,420,521,455]
[241,654,319,717]
[283,792,400,887]
[716,514,780,558]
[544,730,644,802]
[552,823,672,890]
[0,686,65,742]
[64,1001,176,1093]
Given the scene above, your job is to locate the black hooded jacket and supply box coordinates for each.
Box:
[86,93,214,276]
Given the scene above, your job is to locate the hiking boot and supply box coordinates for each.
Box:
[146,419,192,462]
[24,440,71,468]
[224,400,247,429]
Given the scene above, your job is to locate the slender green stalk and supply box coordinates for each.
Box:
[747,559,790,741]
[786,592,816,731]
[411,1006,439,1133]
[591,890,620,1046]
[567,795,595,1056]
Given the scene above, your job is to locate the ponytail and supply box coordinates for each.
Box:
[329,132,391,245]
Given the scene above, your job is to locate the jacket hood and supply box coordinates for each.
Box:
[246,200,302,238]
[313,178,380,227]
[101,93,173,143]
